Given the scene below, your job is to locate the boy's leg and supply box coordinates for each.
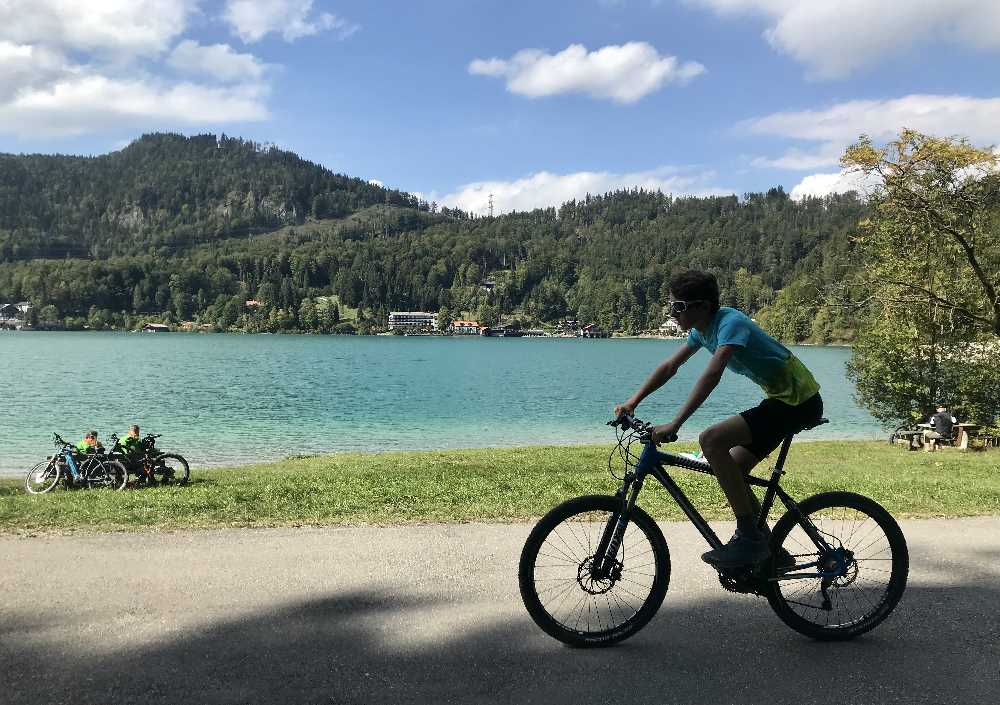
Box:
[699,415,771,566]
[699,415,756,516]
[729,446,763,519]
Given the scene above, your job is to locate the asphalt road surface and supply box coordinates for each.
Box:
[2,516,998,705]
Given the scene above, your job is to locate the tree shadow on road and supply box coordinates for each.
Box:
[4,577,999,705]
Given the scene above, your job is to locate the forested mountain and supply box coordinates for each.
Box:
[0,133,427,260]
[0,133,867,339]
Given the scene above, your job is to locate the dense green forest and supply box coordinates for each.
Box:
[0,133,866,340]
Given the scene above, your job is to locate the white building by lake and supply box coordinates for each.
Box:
[388,311,436,332]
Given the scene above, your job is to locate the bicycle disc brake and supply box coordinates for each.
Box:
[578,556,622,595]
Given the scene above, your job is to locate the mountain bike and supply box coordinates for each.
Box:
[24,434,127,494]
[107,432,190,486]
[519,413,908,646]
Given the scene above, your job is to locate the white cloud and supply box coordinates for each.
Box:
[0,0,197,58]
[168,40,267,82]
[0,40,75,101]
[688,0,1000,78]
[0,75,269,138]
[224,0,359,43]
[0,2,276,138]
[469,42,705,103]
[431,167,731,215]
[789,170,880,200]
[744,94,1000,170]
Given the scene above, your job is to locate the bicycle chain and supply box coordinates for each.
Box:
[717,571,766,597]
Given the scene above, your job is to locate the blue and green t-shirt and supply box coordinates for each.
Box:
[686,307,820,406]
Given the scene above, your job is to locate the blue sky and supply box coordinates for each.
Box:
[2,0,999,214]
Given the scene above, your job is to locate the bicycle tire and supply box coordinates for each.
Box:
[79,458,127,490]
[24,459,60,494]
[519,494,670,647]
[156,454,189,485]
[766,491,908,640]
[105,459,128,490]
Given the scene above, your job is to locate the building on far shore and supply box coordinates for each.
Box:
[0,301,32,329]
[659,319,684,337]
[450,319,481,335]
[388,311,436,332]
[578,324,609,338]
[142,323,171,332]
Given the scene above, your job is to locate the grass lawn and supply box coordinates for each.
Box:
[1,441,997,533]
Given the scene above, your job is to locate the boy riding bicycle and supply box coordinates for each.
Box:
[615,270,823,568]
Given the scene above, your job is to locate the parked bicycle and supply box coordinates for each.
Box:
[24,433,127,494]
[108,432,190,486]
[519,413,908,646]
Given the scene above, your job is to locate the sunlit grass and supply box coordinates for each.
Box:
[1,441,997,533]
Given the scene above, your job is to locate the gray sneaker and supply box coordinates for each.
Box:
[702,529,771,568]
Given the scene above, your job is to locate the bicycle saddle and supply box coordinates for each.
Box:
[800,418,829,431]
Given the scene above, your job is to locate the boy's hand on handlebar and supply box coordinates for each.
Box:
[651,421,680,445]
[613,401,636,419]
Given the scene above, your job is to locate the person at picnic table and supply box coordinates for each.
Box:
[923,404,957,451]
[75,430,103,454]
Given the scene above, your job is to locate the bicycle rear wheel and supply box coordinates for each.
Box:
[519,494,670,647]
[155,454,189,485]
[25,459,60,494]
[766,491,908,640]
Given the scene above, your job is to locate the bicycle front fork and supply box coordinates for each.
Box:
[591,470,647,580]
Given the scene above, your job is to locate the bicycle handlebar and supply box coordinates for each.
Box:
[607,412,678,444]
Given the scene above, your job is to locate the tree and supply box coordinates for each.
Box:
[842,130,1000,336]
[437,305,453,331]
[298,298,318,330]
[842,130,1000,425]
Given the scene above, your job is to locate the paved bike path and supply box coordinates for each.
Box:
[2,516,998,705]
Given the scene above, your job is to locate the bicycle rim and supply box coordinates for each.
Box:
[520,495,670,647]
[767,491,908,640]
[25,460,60,494]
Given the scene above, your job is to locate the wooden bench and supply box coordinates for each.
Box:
[971,434,1000,449]
[893,430,924,450]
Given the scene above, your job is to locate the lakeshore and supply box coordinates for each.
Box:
[2,441,997,533]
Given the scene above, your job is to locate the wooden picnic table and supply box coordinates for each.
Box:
[955,423,980,450]
[917,422,981,450]
[894,430,924,450]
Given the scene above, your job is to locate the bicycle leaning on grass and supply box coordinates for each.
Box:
[519,412,909,646]
[25,433,127,494]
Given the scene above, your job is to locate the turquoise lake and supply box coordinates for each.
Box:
[0,332,881,475]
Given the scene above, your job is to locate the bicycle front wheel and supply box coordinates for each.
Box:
[767,491,908,640]
[25,460,60,494]
[519,494,670,647]
[81,458,127,490]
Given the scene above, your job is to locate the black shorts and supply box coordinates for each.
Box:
[739,393,823,460]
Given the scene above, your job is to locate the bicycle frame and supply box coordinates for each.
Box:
[62,449,81,482]
[593,434,839,582]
